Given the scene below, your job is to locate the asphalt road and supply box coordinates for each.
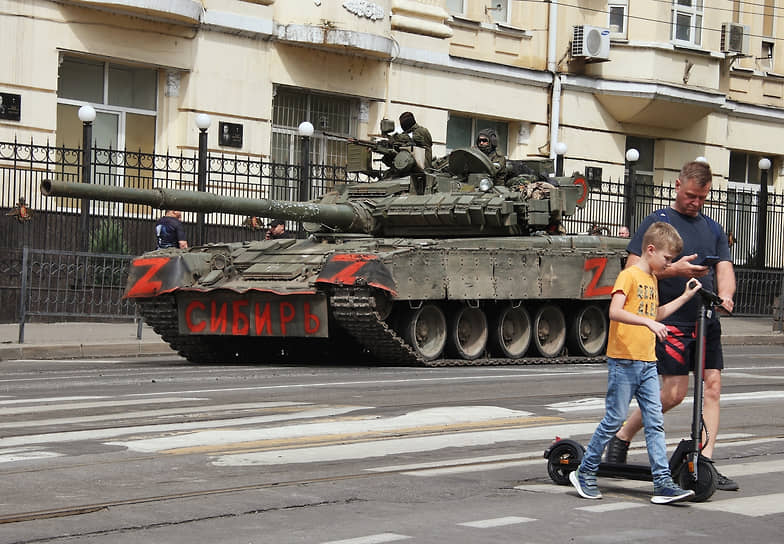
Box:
[1,345,783,544]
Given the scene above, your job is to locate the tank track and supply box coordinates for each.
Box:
[329,287,606,367]
[136,292,605,367]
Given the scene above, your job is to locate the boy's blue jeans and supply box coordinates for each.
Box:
[579,357,672,487]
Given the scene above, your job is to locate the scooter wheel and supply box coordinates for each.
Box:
[675,457,717,502]
[546,441,583,485]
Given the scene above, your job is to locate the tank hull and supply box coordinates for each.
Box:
[128,233,627,365]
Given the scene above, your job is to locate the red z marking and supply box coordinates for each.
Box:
[583,257,613,297]
[573,176,589,205]
[126,257,169,298]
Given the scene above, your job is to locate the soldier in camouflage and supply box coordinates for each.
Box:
[392,111,433,169]
[475,128,507,183]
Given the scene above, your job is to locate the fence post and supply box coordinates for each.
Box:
[18,246,29,344]
[624,148,639,233]
[79,105,95,252]
[776,272,784,333]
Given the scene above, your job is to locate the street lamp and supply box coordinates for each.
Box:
[297,121,314,237]
[695,155,708,164]
[624,148,639,233]
[756,157,771,267]
[554,141,567,176]
[195,113,211,246]
[78,104,96,251]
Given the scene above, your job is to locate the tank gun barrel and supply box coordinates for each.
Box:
[40,179,368,232]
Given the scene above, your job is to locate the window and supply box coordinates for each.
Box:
[56,55,158,189]
[608,1,628,38]
[446,114,508,155]
[762,41,774,71]
[446,0,463,15]
[487,0,508,23]
[728,151,774,188]
[271,87,360,197]
[671,0,703,46]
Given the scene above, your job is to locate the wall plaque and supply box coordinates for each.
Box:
[0,93,21,121]
[219,122,243,148]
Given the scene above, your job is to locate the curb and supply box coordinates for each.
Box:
[0,342,175,361]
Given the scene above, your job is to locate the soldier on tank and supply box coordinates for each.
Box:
[390,111,433,169]
[475,128,507,183]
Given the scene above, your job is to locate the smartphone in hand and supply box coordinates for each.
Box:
[700,256,720,267]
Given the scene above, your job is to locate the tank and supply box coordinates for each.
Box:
[41,142,627,366]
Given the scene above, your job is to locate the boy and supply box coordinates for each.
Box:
[570,222,702,505]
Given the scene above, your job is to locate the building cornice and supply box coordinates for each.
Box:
[562,75,727,108]
[52,0,202,25]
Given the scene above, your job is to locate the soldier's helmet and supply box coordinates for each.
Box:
[476,128,497,155]
[399,111,416,132]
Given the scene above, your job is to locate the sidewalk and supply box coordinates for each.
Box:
[1,316,782,362]
[0,321,174,361]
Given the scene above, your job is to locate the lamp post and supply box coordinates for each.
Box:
[298,121,314,238]
[624,148,639,233]
[195,113,211,246]
[78,104,96,251]
[554,141,567,177]
[756,157,771,268]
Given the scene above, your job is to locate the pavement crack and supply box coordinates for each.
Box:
[7,499,363,544]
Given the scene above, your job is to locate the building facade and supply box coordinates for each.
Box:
[1,1,782,224]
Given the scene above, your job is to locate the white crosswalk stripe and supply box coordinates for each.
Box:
[458,516,535,528]
[2,392,783,524]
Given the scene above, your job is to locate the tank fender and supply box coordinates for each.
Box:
[125,252,208,298]
[315,253,397,295]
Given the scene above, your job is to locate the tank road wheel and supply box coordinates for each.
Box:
[533,304,566,357]
[403,304,447,361]
[446,306,488,360]
[566,304,608,357]
[489,305,531,358]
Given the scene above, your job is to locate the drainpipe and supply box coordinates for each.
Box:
[548,0,561,161]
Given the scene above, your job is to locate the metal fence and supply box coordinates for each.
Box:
[564,177,784,269]
[16,247,137,342]
[1,138,360,254]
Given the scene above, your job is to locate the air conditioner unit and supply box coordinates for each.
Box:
[572,25,611,61]
[720,23,750,55]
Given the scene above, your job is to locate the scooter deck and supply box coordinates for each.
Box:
[596,461,652,481]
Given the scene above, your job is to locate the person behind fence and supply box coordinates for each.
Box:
[265,219,292,240]
[155,210,188,249]
[606,159,739,492]
[570,222,701,505]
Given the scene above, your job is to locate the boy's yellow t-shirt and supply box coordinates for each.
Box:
[606,266,659,362]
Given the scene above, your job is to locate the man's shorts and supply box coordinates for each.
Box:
[655,318,724,375]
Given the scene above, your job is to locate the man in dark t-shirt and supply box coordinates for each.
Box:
[606,160,739,492]
[155,210,188,249]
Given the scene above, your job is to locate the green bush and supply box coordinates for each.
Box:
[89,220,130,255]
[89,220,130,286]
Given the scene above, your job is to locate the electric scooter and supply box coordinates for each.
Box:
[544,281,725,502]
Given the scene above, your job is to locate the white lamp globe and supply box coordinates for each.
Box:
[78,104,96,123]
[695,156,708,164]
[759,157,771,171]
[554,141,568,155]
[195,113,211,130]
[298,121,315,137]
[625,148,640,162]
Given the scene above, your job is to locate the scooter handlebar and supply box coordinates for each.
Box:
[687,279,723,307]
